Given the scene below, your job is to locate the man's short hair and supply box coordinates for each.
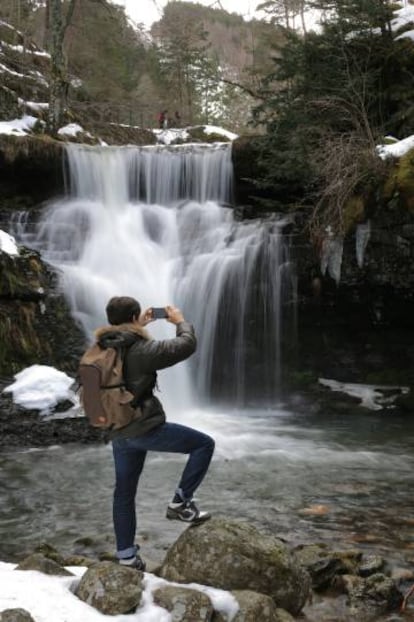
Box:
[106,296,141,325]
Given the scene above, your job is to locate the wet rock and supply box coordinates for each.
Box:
[75,560,143,615]
[0,609,35,622]
[0,401,104,449]
[159,518,311,615]
[15,553,73,576]
[72,534,115,561]
[213,590,295,621]
[33,542,66,566]
[153,585,214,621]
[340,572,403,621]
[358,554,385,577]
[294,544,355,590]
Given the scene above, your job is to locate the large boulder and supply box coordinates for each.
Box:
[75,561,143,615]
[159,518,311,615]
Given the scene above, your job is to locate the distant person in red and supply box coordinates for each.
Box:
[158,110,167,129]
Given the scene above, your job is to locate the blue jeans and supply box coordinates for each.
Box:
[112,422,215,559]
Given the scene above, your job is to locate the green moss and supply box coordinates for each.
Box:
[0,133,64,165]
[382,168,397,203]
[0,303,45,375]
[342,195,365,233]
[364,369,414,385]
[288,370,318,387]
[395,147,414,212]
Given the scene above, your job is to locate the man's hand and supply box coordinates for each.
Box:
[139,308,155,326]
[166,305,185,325]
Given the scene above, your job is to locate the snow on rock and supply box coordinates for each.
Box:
[57,123,84,137]
[0,229,19,256]
[376,134,414,159]
[1,41,51,57]
[0,562,239,622]
[393,3,414,39]
[154,128,190,145]
[203,125,238,141]
[3,365,77,416]
[0,114,39,136]
[319,378,410,410]
[153,125,237,145]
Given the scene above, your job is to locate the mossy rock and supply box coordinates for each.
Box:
[86,122,156,146]
[0,248,85,375]
[342,195,365,233]
[0,133,64,166]
[187,126,231,143]
[395,148,414,211]
[0,86,20,121]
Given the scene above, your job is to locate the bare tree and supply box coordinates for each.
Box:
[47,0,77,134]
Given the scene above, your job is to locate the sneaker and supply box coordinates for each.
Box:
[166,499,211,524]
[119,554,146,571]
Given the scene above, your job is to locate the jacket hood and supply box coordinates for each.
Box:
[95,323,150,349]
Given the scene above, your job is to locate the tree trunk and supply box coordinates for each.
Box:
[47,0,77,134]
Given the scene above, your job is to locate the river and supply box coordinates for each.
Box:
[1,403,414,572]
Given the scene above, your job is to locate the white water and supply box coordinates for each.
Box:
[12,142,296,407]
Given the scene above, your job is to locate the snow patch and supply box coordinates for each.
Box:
[377,134,414,159]
[392,4,414,37]
[0,562,239,622]
[1,41,50,57]
[319,378,410,410]
[3,365,77,416]
[0,229,19,255]
[203,125,238,141]
[0,114,38,136]
[153,125,237,145]
[58,123,84,137]
[154,128,190,145]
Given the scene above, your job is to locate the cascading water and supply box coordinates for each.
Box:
[12,142,296,406]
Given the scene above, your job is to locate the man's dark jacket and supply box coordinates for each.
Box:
[95,321,196,439]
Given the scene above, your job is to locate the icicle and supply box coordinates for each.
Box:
[320,231,344,284]
[356,220,371,268]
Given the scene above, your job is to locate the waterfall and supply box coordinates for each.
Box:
[12,142,296,407]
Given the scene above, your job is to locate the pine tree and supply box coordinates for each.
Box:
[252,0,414,231]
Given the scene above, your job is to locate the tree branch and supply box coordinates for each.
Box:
[219,77,263,99]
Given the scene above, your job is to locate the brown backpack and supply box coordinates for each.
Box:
[78,344,141,429]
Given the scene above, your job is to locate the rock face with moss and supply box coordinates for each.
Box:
[159,518,311,616]
[232,136,414,395]
[0,246,85,377]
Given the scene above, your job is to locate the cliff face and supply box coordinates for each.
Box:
[0,245,85,376]
[232,136,414,390]
[292,207,414,388]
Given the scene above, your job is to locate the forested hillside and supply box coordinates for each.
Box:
[0,0,273,131]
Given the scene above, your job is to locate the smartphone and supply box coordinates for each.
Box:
[152,307,168,319]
